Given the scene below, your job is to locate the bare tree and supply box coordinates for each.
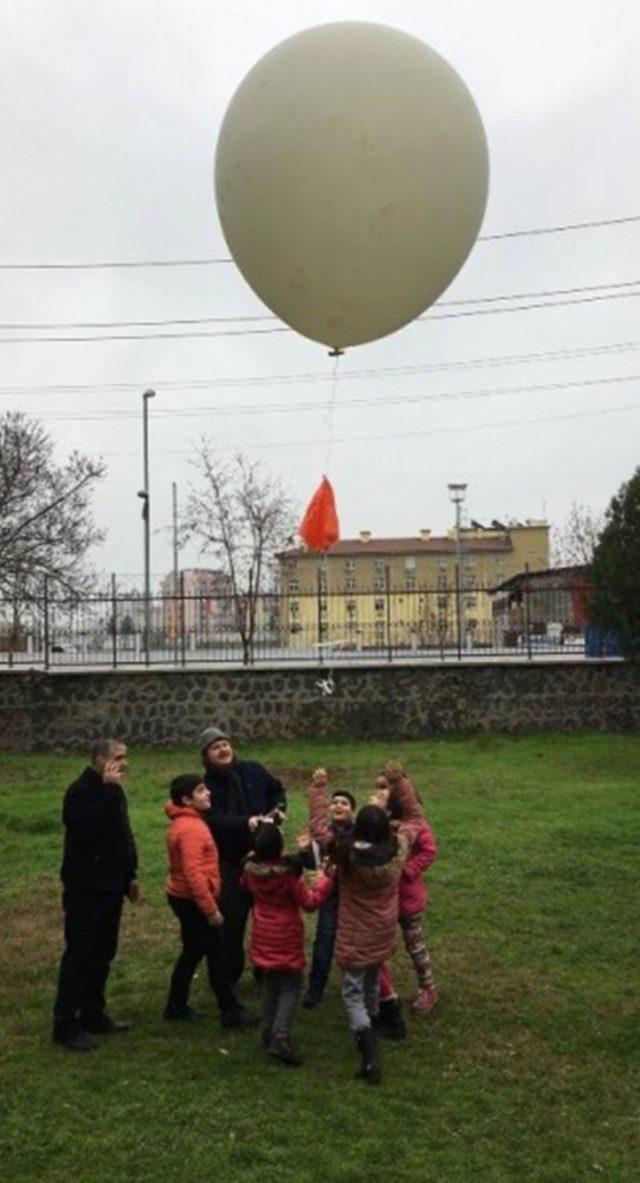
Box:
[551,501,604,567]
[184,446,295,663]
[0,412,105,606]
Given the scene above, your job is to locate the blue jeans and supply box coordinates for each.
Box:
[307,898,338,997]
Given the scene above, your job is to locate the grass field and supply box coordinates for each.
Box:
[0,733,638,1183]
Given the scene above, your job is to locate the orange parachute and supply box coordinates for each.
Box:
[299,476,340,552]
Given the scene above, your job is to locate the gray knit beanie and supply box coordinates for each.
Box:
[198,726,230,753]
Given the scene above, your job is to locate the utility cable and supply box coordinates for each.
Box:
[0,214,638,270]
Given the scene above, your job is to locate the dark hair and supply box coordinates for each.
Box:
[253,822,284,861]
[330,804,397,869]
[170,773,204,806]
[354,804,391,845]
[332,789,356,810]
[386,794,404,822]
[387,787,424,820]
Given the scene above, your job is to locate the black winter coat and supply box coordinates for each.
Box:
[60,766,138,893]
[204,760,286,864]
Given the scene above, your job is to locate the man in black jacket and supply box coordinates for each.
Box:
[52,738,139,1052]
[200,727,286,983]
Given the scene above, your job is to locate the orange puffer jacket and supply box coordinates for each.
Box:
[165,802,221,920]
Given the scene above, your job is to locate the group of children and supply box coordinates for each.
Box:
[165,761,438,1084]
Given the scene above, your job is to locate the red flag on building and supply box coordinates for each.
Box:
[299,477,340,552]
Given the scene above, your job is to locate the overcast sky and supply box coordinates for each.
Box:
[1,1,638,585]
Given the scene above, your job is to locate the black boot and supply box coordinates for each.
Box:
[355,1026,381,1084]
[374,997,407,1042]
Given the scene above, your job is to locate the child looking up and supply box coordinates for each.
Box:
[298,779,357,1009]
[310,771,408,1085]
[241,822,322,1067]
[374,763,438,1027]
[164,774,257,1029]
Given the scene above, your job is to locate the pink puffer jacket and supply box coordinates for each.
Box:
[314,836,408,970]
[398,819,437,917]
[310,782,408,970]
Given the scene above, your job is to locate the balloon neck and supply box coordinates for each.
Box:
[328,347,345,358]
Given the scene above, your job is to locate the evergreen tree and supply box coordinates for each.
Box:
[589,467,640,659]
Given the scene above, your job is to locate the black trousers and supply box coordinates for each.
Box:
[219,862,252,984]
[166,895,237,1014]
[53,888,124,1033]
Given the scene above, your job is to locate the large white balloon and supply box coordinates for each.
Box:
[215,22,489,350]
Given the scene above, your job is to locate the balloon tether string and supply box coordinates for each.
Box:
[324,347,343,475]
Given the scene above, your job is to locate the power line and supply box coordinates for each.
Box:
[30,373,640,425]
[480,213,640,241]
[1,214,638,271]
[0,340,638,398]
[98,401,640,458]
[1,289,639,346]
[1,279,638,331]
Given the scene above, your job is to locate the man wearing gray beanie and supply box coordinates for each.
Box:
[199,727,287,984]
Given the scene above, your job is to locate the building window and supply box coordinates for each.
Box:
[373,577,385,592]
[404,556,416,571]
[289,601,299,616]
[288,580,299,593]
[345,578,356,592]
[345,559,356,572]
[375,622,385,638]
[405,577,416,591]
[346,600,357,616]
[374,558,385,572]
[374,598,385,614]
[437,573,447,590]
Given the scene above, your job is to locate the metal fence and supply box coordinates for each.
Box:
[0,573,610,668]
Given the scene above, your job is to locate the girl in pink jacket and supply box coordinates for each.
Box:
[373,763,438,1032]
[310,771,408,1085]
[241,822,322,1067]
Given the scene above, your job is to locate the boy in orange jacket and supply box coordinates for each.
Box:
[164,774,257,1029]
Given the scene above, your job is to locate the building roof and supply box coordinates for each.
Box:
[493,565,588,593]
[280,535,514,559]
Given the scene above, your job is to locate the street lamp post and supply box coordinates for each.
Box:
[448,482,467,657]
[138,389,156,664]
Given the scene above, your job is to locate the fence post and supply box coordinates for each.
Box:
[316,563,324,667]
[180,571,186,667]
[111,573,118,669]
[385,564,393,663]
[524,562,532,660]
[455,565,462,661]
[43,575,50,671]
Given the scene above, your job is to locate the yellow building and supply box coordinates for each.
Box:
[278,521,549,652]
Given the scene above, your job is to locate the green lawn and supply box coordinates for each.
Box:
[0,733,638,1182]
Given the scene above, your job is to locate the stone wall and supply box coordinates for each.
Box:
[0,660,638,751]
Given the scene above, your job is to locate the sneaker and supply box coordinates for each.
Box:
[163,1005,208,1022]
[267,1032,303,1067]
[53,1027,97,1053]
[410,987,439,1015]
[220,1005,260,1029]
[302,990,322,1010]
[82,1015,131,1035]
